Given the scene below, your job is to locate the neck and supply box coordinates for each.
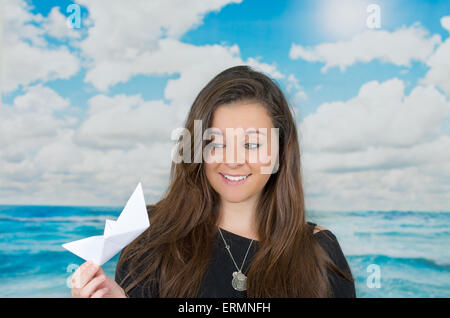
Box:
[216,192,260,241]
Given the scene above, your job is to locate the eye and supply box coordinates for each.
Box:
[211,143,225,149]
[245,143,260,150]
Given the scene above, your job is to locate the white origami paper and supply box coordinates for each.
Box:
[62,182,150,265]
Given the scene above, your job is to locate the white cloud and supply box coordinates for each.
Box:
[156,40,284,122]
[286,74,308,105]
[302,135,450,174]
[422,16,450,97]
[77,0,242,60]
[1,0,80,93]
[0,85,76,159]
[74,0,285,131]
[1,0,294,206]
[80,31,283,95]
[289,15,450,209]
[68,0,287,138]
[3,0,45,45]
[2,42,80,93]
[0,2,3,97]
[303,162,450,212]
[74,94,177,149]
[83,38,241,93]
[245,57,284,79]
[441,16,450,32]
[0,132,174,206]
[77,0,243,90]
[30,131,173,206]
[4,1,447,212]
[289,24,441,72]
[0,85,173,206]
[79,35,285,129]
[0,85,77,197]
[299,77,450,212]
[286,74,301,93]
[300,78,450,152]
[42,7,81,39]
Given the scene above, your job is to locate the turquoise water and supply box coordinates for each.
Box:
[0,205,449,297]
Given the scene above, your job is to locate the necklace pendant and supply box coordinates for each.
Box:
[232,271,247,291]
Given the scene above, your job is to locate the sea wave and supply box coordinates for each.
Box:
[0,215,115,223]
[353,230,450,238]
[1,206,449,297]
[347,254,450,271]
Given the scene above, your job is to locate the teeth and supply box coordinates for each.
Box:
[223,174,248,181]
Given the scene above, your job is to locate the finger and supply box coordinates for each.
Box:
[77,261,100,289]
[71,261,92,289]
[79,275,106,298]
[92,265,106,278]
[90,287,109,298]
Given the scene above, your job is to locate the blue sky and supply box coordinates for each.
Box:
[6,0,448,117]
[1,0,450,211]
[3,0,447,109]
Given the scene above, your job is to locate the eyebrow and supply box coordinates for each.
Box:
[209,128,266,135]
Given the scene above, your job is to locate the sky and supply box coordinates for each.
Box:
[1,0,450,212]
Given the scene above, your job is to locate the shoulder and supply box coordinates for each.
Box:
[306,222,340,255]
[306,221,329,235]
[313,225,328,234]
[306,222,356,297]
[307,223,342,257]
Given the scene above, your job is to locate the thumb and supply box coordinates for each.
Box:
[92,263,105,277]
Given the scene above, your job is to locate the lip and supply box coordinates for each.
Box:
[219,172,251,185]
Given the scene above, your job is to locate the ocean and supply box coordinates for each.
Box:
[0,205,449,297]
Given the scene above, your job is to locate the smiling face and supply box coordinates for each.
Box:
[204,101,277,204]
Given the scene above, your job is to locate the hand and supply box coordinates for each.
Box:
[71,260,127,298]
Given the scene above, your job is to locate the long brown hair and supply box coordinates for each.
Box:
[117,65,353,297]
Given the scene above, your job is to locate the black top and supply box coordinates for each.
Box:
[115,222,356,298]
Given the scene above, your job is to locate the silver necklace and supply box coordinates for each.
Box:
[217,227,254,291]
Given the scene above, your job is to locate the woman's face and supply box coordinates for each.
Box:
[204,101,277,203]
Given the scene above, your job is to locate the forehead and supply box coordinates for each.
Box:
[210,101,273,131]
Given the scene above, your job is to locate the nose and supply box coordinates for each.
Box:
[224,134,246,167]
[225,161,244,169]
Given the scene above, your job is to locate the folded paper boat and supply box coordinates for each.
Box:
[62,182,150,265]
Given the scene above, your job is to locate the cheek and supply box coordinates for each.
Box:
[205,163,220,183]
[243,163,270,192]
[249,166,271,190]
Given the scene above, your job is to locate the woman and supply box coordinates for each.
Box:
[71,65,356,298]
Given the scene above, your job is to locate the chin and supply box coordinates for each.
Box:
[219,192,250,203]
